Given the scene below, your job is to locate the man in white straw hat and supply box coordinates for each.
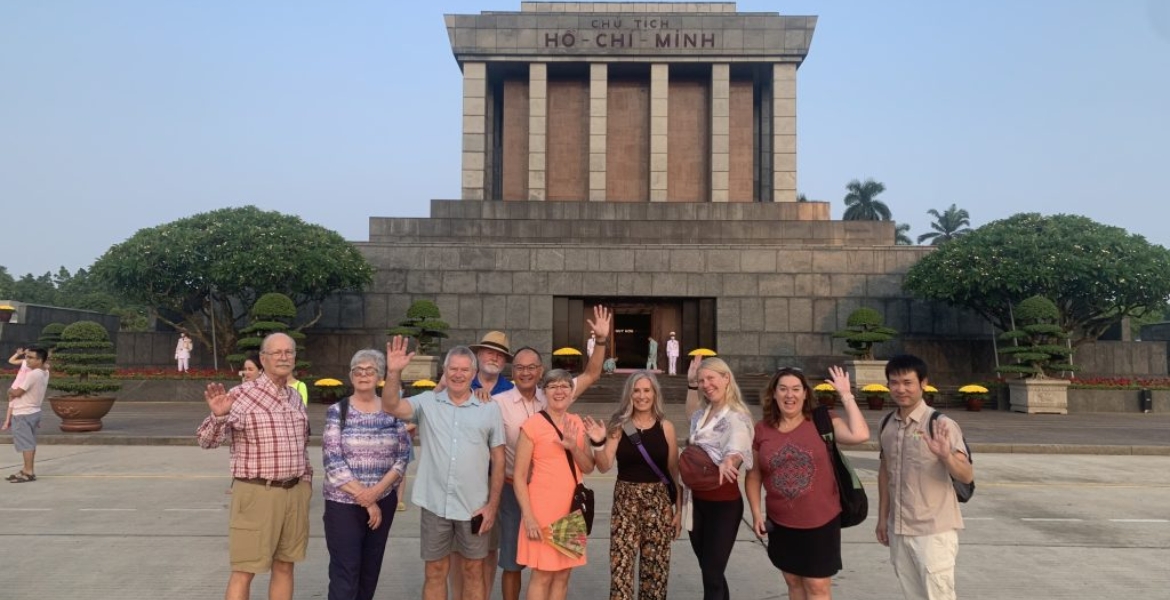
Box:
[469,331,515,396]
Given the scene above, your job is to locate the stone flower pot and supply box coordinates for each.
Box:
[48,396,117,432]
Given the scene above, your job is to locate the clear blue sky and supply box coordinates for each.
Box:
[2,1,1169,278]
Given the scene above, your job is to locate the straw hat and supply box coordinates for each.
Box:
[469,331,512,359]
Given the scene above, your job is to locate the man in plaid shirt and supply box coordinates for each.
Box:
[197,332,312,600]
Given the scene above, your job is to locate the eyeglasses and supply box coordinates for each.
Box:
[513,364,542,373]
[350,367,379,377]
[544,383,572,391]
[263,350,297,358]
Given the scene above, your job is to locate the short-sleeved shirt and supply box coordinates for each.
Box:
[472,375,514,395]
[494,388,546,478]
[322,399,413,505]
[195,374,313,483]
[409,389,505,521]
[879,402,965,536]
[494,378,579,477]
[11,368,48,416]
[753,419,839,528]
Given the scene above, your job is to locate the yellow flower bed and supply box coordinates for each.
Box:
[861,384,890,393]
[958,384,988,394]
[924,385,939,393]
[814,383,836,392]
[314,378,344,387]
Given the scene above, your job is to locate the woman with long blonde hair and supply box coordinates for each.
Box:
[584,371,682,600]
[683,356,754,600]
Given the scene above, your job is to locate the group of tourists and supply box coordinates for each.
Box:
[197,306,974,600]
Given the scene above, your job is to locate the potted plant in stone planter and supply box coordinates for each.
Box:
[47,321,122,432]
[388,300,449,381]
[861,383,889,410]
[998,295,1077,414]
[814,383,839,408]
[957,384,989,411]
[833,307,898,387]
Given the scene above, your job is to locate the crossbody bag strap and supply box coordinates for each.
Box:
[811,404,836,448]
[621,421,671,486]
[539,410,580,482]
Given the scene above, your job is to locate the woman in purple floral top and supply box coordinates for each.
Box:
[322,349,413,600]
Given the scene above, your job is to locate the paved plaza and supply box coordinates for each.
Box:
[2,438,1168,599]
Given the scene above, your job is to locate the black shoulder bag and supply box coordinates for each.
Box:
[812,405,868,527]
[539,411,596,534]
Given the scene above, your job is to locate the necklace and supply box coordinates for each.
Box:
[632,413,655,432]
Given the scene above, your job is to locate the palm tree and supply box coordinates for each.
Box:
[917,204,974,245]
[895,223,913,245]
[842,179,891,221]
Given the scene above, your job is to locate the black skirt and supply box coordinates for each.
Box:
[766,514,843,578]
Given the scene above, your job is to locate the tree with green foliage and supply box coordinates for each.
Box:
[895,223,913,245]
[90,206,374,362]
[997,296,1076,378]
[917,204,973,245]
[388,299,450,355]
[47,321,122,396]
[904,213,1170,345]
[842,178,891,221]
[832,307,898,360]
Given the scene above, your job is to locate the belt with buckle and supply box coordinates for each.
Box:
[235,476,301,489]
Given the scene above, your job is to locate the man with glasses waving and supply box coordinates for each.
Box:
[490,305,611,600]
[197,332,312,600]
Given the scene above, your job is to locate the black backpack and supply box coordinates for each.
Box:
[880,409,974,502]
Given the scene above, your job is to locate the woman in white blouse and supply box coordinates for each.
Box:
[683,356,755,600]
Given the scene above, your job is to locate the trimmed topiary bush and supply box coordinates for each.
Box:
[998,296,1076,378]
[388,299,450,355]
[229,292,310,371]
[48,321,122,396]
[38,322,67,350]
[832,307,898,360]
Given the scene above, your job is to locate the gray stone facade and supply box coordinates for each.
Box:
[348,200,995,377]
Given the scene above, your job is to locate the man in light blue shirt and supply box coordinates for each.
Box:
[383,338,505,600]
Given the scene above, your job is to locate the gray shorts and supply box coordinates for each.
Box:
[420,507,494,562]
[12,412,41,452]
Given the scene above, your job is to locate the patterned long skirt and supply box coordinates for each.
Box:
[609,480,675,600]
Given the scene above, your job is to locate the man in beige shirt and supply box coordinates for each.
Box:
[877,354,974,600]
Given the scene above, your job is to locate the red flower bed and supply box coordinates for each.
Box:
[1069,376,1170,390]
[113,367,237,380]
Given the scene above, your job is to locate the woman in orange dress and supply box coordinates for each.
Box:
[513,369,596,600]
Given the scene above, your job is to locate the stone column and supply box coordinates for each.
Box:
[528,62,548,201]
[589,63,608,202]
[772,63,797,203]
[461,62,487,200]
[650,63,669,202]
[710,63,730,203]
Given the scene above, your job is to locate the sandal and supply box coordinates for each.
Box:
[6,471,29,482]
[8,472,35,483]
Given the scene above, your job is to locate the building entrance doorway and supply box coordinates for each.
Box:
[552,296,716,372]
[614,313,651,369]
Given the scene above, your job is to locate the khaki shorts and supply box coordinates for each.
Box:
[228,479,311,573]
[420,507,494,562]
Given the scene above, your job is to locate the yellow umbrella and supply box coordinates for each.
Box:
[688,348,717,357]
[412,379,437,388]
[553,347,583,356]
